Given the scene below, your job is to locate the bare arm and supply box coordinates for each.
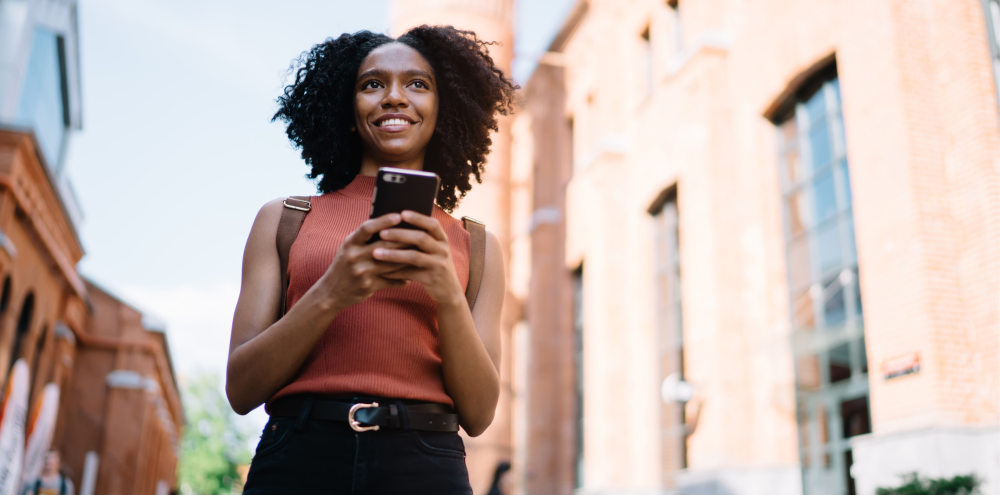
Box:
[376,211,503,436]
[226,200,408,415]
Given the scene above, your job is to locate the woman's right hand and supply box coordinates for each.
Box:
[317,212,411,311]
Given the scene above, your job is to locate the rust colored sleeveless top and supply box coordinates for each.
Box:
[269,175,470,408]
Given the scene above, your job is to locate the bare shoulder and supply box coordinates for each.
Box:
[483,230,505,283]
[244,198,287,254]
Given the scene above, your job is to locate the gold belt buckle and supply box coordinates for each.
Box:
[348,402,380,432]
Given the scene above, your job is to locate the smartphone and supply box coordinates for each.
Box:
[367,167,441,243]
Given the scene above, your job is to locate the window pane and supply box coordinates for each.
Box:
[828,343,851,383]
[787,189,809,236]
[792,285,815,331]
[854,273,864,318]
[830,80,841,111]
[15,28,66,168]
[817,221,842,272]
[806,89,827,124]
[992,0,1000,47]
[859,336,868,374]
[837,161,853,208]
[832,116,847,158]
[839,397,870,438]
[780,117,798,148]
[813,171,838,223]
[843,213,858,266]
[789,236,812,290]
[822,276,846,327]
[784,147,803,186]
[809,122,832,170]
[797,354,821,391]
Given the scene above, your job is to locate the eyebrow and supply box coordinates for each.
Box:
[357,68,434,82]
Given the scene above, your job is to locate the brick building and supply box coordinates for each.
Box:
[392,0,1000,494]
[0,1,183,493]
[504,0,1000,494]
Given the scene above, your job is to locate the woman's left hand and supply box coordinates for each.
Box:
[372,210,463,305]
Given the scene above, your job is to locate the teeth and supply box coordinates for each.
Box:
[379,118,410,127]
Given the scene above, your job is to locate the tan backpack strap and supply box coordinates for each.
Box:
[462,216,486,310]
[277,196,312,318]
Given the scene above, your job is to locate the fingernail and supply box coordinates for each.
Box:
[373,248,384,257]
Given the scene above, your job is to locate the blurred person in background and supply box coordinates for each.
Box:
[24,451,75,495]
[486,461,512,495]
[226,26,517,494]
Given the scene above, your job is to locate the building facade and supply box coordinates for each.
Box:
[0,1,183,493]
[508,1,1000,495]
[390,0,998,493]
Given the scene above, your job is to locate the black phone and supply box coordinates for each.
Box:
[367,167,441,243]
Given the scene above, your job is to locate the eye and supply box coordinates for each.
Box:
[411,80,428,89]
[362,80,382,90]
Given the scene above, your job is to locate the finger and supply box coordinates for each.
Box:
[378,228,440,253]
[400,211,446,241]
[350,255,407,275]
[347,214,402,245]
[380,267,423,280]
[372,247,433,267]
[373,277,409,290]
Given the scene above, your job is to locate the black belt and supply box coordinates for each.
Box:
[269,396,460,433]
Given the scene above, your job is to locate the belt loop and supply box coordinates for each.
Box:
[389,404,400,429]
[294,396,314,433]
[394,401,410,431]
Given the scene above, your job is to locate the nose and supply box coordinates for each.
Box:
[382,80,408,108]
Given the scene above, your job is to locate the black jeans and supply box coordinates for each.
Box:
[242,399,473,495]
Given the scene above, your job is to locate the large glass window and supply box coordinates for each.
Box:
[777,73,870,495]
[652,191,686,487]
[16,27,70,171]
[572,266,585,489]
[984,0,1000,110]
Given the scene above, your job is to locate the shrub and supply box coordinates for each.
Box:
[876,473,980,495]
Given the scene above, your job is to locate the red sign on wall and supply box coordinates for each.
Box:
[883,353,920,380]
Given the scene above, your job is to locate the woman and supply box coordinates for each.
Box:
[226,26,517,494]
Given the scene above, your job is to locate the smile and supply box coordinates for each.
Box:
[374,117,417,127]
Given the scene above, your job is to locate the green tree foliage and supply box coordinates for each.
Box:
[876,473,980,495]
[177,372,253,495]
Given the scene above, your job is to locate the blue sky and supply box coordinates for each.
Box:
[65,0,574,424]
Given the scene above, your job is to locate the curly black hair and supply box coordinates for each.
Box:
[272,26,519,212]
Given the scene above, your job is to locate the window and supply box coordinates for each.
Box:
[775,68,870,495]
[984,0,1000,109]
[651,189,686,486]
[9,292,34,372]
[572,265,584,489]
[16,27,70,172]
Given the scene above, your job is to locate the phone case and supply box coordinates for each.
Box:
[367,167,441,243]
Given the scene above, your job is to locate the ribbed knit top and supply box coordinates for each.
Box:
[269,175,470,408]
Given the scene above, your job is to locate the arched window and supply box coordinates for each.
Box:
[9,292,34,372]
[769,59,870,495]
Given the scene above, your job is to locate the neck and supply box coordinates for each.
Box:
[359,152,426,176]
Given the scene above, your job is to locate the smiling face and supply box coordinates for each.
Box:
[355,43,438,168]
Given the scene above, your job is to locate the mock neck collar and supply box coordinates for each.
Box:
[337,174,376,199]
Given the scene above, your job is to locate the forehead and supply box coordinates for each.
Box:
[358,43,434,78]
